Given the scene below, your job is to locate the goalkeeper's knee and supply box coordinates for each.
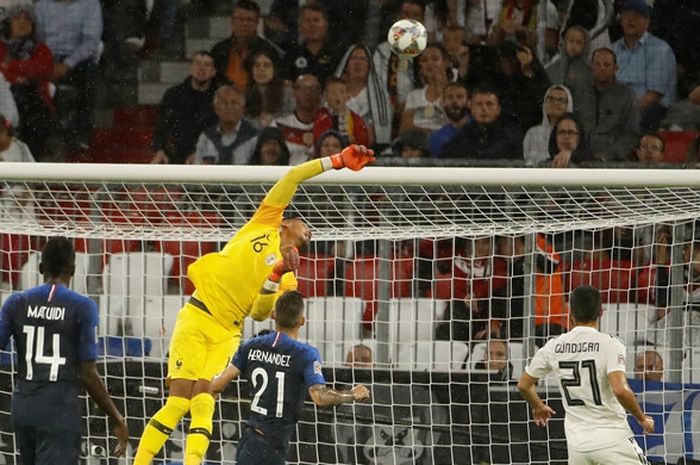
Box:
[135,396,190,464]
[185,392,216,465]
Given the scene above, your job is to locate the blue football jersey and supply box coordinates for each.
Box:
[0,283,98,386]
[233,331,325,432]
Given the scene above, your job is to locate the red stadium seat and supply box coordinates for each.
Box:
[113,105,159,128]
[343,255,414,324]
[568,257,634,303]
[296,254,335,297]
[0,234,31,287]
[659,130,698,163]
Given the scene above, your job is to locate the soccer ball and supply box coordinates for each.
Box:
[388,19,428,59]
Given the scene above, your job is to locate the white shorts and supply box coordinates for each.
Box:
[568,438,650,465]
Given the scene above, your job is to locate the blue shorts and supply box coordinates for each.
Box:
[13,424,81,465]
[236,425,290,465]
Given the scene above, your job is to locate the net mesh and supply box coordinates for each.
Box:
[0,169,699,465]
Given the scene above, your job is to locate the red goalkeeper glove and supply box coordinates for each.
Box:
[330,144,376,171]
[268,246,300,282]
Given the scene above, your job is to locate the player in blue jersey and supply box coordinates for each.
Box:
[211,290,370,465]
[0,237,129,465]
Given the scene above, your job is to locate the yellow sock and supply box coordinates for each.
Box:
[184,392,215,465]
[134,396,190,465]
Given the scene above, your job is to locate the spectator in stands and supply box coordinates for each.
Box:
[373,0,422,118]
[633,134,665,165]
[282,4,344,84]
[439,87,523,161]
[687,134,700,164]
[523,85,573,165]
[150,51,225,164]
[0,5,48,158]
[334,44,393,147]
[392,129,429,159]
[577,47,639,162]
[245,50,294,130]
[634,349,664,383]
[313,129,347,159]
[442,25,470,81]
[545,25,592,115]
[210,0,280,92]
[493,42,550,133]
[0,114,33,162]
[493,236,525,339]
[192,85,258,165]
[475,339,513,381]
[531,234,567,346]
[487,0,538,50]
[272,73,323,165]
[542,1,561,65]
[547,113,592,167]
[400,44,451,136]
[314,76,370,147]
[248,127,290,166]
[610,0,677,132]
[36,0,102,151]
[654,239,700,347]
[465,0,501,45]
[428,82,470,157]
[345,343,373,368]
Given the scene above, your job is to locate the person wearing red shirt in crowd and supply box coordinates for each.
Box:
[0,4,58,161]
[314,76,370,147]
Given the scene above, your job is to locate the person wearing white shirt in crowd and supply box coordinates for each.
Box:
[523,84,573,165]
[192,85,258,165]
[0,114,32,162]
[518,285,655,465]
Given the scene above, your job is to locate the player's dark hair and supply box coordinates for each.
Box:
[40,237,75,278]
[233,0,260,15]
[299,4,327,21]
[569,285,601,323]
[591,47,617,66]
[275,290,305,329]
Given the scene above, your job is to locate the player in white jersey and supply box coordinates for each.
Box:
[518,285,655,465]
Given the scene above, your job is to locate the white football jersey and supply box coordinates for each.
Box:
[526,326,634,452]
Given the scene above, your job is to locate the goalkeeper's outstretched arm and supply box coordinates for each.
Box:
[263,144,375,208]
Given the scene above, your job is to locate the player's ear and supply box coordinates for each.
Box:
[271,310,277,320]
[299,315,306,327]
[38,261,44,275]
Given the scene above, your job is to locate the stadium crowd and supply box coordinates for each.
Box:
[0,0,698,165]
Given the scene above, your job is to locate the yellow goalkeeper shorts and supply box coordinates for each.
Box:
[167,303,241,381]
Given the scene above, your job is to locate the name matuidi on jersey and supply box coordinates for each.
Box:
[554,342,600,354]
[248,349,291,367]
[27,305,66,321]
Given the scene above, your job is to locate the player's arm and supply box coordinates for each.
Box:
[517,372,556,427]
[308,384,370,408]
[250,248,299,321]
[608,371,655,434]
[211,363,241,394]
[0,296,18,349]
[262,145,375,208]
[78,301,128,456]
[80,362,129,455]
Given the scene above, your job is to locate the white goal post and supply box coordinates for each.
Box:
[1,162,700,465]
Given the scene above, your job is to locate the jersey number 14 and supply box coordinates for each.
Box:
[22,325,66,382]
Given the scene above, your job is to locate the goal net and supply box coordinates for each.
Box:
[1,163,699,465]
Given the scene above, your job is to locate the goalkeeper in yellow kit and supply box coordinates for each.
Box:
[133,145,375,465]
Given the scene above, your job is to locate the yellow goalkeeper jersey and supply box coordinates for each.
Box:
[187,202,297,332]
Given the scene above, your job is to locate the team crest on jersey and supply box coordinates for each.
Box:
[176,358,183,369]
[265,254,277,266]
[313,361,322,375]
